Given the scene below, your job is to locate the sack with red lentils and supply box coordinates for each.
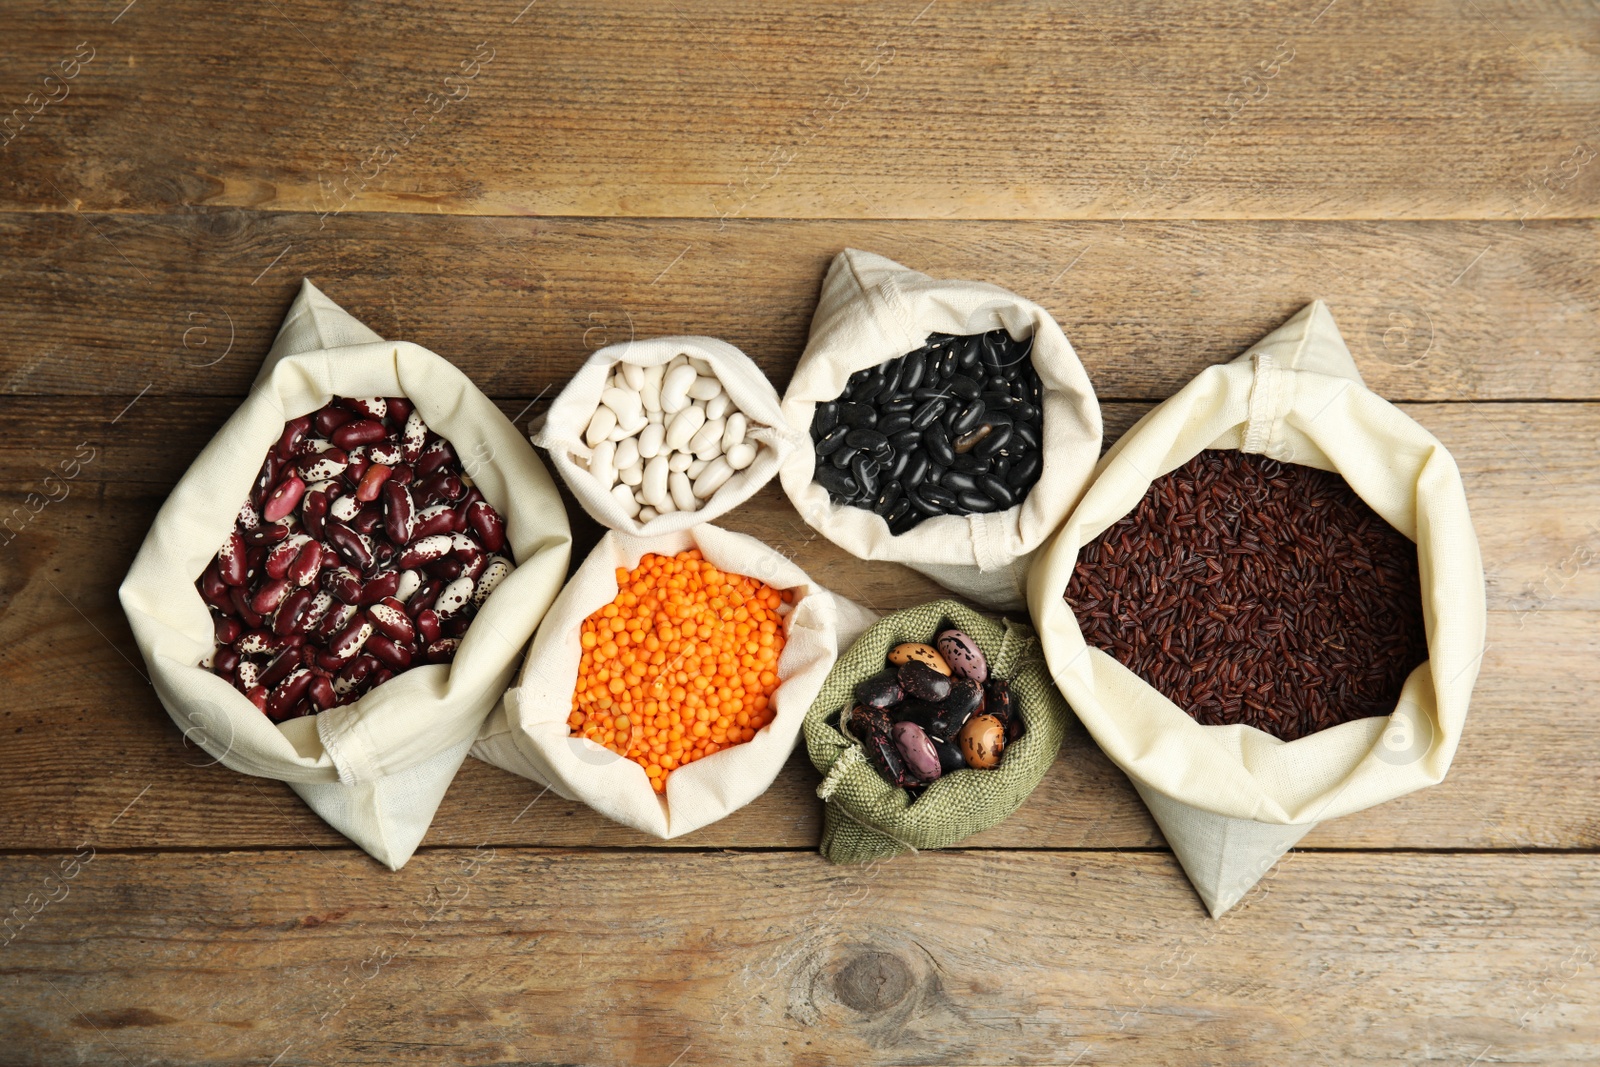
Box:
[1028,301,1485,916]
[473,524,876,837]
[121,281,573,869]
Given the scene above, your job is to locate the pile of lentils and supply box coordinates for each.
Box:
[1064,450,1428,742]
[810,330,1044,534]
[846,625,1023,795]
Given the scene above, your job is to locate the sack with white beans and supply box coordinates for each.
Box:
[780,249,1103,610]
[472,525,876,838]
[532,337,800,535]
[121,281,572,870]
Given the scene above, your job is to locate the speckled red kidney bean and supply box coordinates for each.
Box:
[297,451,348,482]
[368,598,415,644]
[399,534,452,569]
[259,645,302,689]
[340,397,387,420]
[308,674,338,711]
[321,564,362,605]
[410,580,443,616]
[425,638,460,663]
[276,414,312,460]
[265,534,310,580]
[433,576,474,620]
[466,500,505,552]
[365,632,411,670]
[414,608,441,644]
[326,615,373,663]
[324,521,374,572]
[266,668,314,720]
[357,569,400,606]
[288,540,324,587]
[410,504,458,540]
[416,438,454,477]
[382,482,415,545]
[213,614,243,646]
[272,586,316,637]
[250,578,291,616]
[217,530,248,586]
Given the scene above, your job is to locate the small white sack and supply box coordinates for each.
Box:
[472,525,876,838]
[120,281,572,869]
[1028,301,1486,916]
[532,336,800,535]
[780,249,1103,610]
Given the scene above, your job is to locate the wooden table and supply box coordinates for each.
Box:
[3,2,1597,1063]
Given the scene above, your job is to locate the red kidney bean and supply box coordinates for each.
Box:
[351,505,385,538]
[416,438,454,477]
[308,675,338,711]
[368,598,415,644]
[301,488,330,538]
[265,533,311,580]
[365,633,411,670]
[327,614,374,663]
[388,465,414,487]
[297,450,349,482]
[332,419,388,450]
[321,564,363,605]
[401,411,428,464]
[250,578,292,616]
[251,453,278,509]
[276,414,313,460]
[246,685,269,712]
[357,569,400,606]
[355,463,392,503]
[387,397,414,425]
[289,540,324,587]
[372,668,395,687]
[218,529,249,586]
[414,608,441,645]
[214,647,241,676]
[242,521,292,547]
[399,534,452,569]
[263,474,306,524]
[417,470,463,504]
[382,482,415,545]
[231,585,265,628]
[427,556,464,581]
[266,668,314,720]
[315,406,354,437]
[214,614,243,646]
[272,585,316,637]
[341,397,387,420]
[325,521,375,572]
[442,614,472,639]
[259,645,302,689]
[466,499,506,552]
[344,449,372,487]
[201,561,234,612]
[409,579,443,616]
[426,638,461,663]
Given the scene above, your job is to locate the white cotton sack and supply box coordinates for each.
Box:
[1027,301,1486,916]
[532,336,800,535]
[120,280,572,869]
[780,249,1103,610]
[472,525,876,838]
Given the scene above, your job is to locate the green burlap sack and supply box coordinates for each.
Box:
[803,598,1069,863]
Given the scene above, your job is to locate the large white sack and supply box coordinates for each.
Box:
[120,281,572,869]
[472,525,875,838]
[780,249,1102,610]
[1028,301,1486,916]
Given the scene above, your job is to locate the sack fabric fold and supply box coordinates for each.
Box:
[1027,301,1485,916]
[121,280,572,868]
[780,249,1103,610]
[472,524,876,838]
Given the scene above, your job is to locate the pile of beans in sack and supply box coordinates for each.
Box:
[196,396,512,720]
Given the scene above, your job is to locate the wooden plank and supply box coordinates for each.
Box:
[1,850,1596,1065]
[0,399,1594,852]
[2,1,1597,220]
[1,215,1597,402]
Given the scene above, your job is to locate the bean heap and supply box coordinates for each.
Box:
[582,354,763,522]
[1065,450,1428,742]
[811,330,1045,534]
[197,396,513,721]
[846,625,1024,793]
[568,549,791,793]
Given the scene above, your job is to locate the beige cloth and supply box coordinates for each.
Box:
[533,336,800,535]
[780,249,1103,610]
[472,525,876,838]
[120,281,572,869]
[1027,301,1486,916]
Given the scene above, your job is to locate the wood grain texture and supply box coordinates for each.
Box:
[2,214,1598,401]
[2,850,1597,1066]
[0,399,1594,852]
[2,1,1597,220]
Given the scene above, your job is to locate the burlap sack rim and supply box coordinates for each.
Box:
[803,598,1069,862]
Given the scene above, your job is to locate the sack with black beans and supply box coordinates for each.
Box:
[779,249,1102,610]
[803,599,1070,863]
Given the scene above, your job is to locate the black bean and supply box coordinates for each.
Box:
[815,401,839,435]
[957,490,998,512]
[899,353,924,393]
[1011,401,1039,422]
[1006,451,1041,487]
[815,424,851,456]
[830,446,858,469]
[941,470,980,493]
[882,398,916,416]
[879,414,913,436]
[911,397,948,430]
[838,402,877,429]
[903,452,929,489]
[941,402,960,432]
[887,450,912,481]
[979,475,1015,507]
[873,480,902,512]
[952,400,987,436]
[982,390,1017,410]
[920,483,958,511]
[851,454,881,497]
[953,424,991,454]
[845,369,878,403]
[875,358,904,405]
[890,429,923,451]
[922,426,955,466]
[1011,420,1040,450]
[948,374,981,400]
[958,334,982,371]
[950,450,986,473]
[814,463,855,497]
[974,423,1012,459]
[890,507,921,535]
[993,455,1012,479]
[885,494,912,524]
[981,330,1010,367]
[939,344,959,380]
[845,428,888,450]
